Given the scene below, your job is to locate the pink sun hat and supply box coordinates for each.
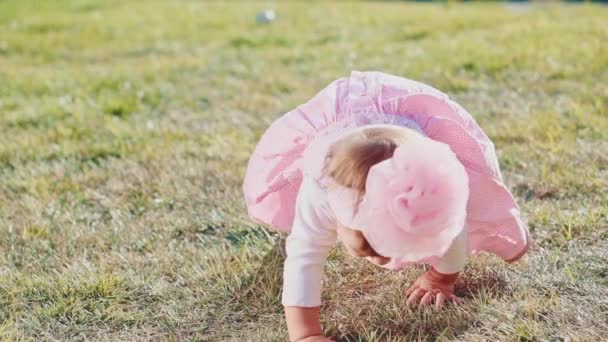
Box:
[327,137,470,260]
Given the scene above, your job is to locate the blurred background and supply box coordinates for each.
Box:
[0,1,607,341]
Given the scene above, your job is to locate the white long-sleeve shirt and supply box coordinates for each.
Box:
[282,176,467,307]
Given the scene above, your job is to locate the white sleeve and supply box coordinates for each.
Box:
[282,176,337,307]
[434,228,468,274]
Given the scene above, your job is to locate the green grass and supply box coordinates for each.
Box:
[1,0,607,341]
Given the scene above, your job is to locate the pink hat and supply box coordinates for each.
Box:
[327,137,469,260]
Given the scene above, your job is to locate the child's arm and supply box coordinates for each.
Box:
[285,307,326,341]
[406,229,467,307]
[283,177,337,341]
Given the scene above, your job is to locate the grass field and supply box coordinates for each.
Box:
[1,1,607,341]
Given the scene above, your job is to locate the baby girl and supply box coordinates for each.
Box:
[243,71,530,341]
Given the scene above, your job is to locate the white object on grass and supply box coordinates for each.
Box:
[256,9,276,24]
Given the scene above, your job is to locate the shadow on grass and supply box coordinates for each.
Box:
[228,238,511,341]
[456,267,510,299]
[207,235,286,339]
[330,268,510,342]
[228,235,286,314]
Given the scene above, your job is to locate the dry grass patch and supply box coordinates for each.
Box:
[1,1,607,341]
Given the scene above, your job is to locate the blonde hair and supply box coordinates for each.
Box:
[325,126,415,192]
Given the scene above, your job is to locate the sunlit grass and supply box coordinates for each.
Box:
[1,1,607,341]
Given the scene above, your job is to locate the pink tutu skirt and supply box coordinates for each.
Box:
[243,71,530,262]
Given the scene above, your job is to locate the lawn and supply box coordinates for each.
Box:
[0,0,607,341]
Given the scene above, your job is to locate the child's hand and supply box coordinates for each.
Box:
[296,335,334,342]
[405,267,462,308]
[286,306,331,342]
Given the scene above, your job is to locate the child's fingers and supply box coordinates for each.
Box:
[447,293,463,305]
[406,288,426,306]
[296,336,334,342]
[405,284,419,297]
[435,292,446,308]
[420,291,435,306]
